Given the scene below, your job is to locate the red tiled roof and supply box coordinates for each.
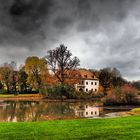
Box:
[77,69,98,80]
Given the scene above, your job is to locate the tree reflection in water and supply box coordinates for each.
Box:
[0,101,102,122]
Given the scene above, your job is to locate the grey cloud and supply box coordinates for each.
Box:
[0,0,135,46]
[0,0,53,48]
[0,0,140,80]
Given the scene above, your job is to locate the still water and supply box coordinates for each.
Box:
[0,101,135,122]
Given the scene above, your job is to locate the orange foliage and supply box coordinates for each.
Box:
[121,84,137,94]
[41,70,58,86]
[98,84,104,93]
[64,70,80,85]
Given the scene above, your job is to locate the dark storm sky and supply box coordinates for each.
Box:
[0,0,140,80]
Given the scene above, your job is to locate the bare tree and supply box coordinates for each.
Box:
[45,44,80,85]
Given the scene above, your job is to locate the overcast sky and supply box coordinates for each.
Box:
[0,0,140,80]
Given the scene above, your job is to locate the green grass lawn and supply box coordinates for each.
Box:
[0,116,140,140]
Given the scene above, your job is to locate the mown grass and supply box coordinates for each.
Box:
[0,116,140,140]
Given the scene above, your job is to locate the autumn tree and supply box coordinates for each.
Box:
[0,64,13,93]
[24,56,48,91]
[10,61,19,93]
[132,81,140,90]
[40,67,56,87]
[18,68,28,93]
[0,81,3,90]
[92,67,125,95]
[0,62,20,94]
[111,68,125,87]
[64,70,81,85]
[11,71,19,93]
[99,68,112,95]
[45,44,80,85]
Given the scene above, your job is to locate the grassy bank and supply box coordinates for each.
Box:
[0,94,40,98]
[0,94,41,101]
[0,116,140,140]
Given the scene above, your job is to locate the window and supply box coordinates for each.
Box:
[86,112,88,115]
[95,82,97,85]
[91,82,93,85]
[82,81,84,85]
[85,75,87,78]
[79,112,84,117]
[79,88,83,92]
[95,89,97,92]
[86,82,88,85]
[91,112,93,115]
[95,111,97,115]
[86,88,88,92]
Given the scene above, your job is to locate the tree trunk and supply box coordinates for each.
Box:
[6,83,10,93]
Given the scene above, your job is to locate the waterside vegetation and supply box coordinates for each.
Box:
[0,44,140,105]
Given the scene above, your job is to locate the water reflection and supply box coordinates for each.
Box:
[75,105,101,118]
[0,101,76,122]
[0,101,133,122]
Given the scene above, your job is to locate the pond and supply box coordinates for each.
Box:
[0,100,137,122]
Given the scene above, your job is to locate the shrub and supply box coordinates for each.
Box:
[0,89,7,94]
[0,82,3,90]
[46,85,105,99]
[72,90,104,99]
[103,85,139,105]
[92,92,105,98]
[46,84,76,99]
[130,108,140,115]
[73,90,92,99]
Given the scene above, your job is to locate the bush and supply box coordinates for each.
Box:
[46,85,105,99]
[130,108,140,115]
[73,91,92,99]
[19,90,39,94]
[46,84,76,99]
[72,90,104,99]
[103,85,139,105]
[0,89,8,94]
[92,92,105,98]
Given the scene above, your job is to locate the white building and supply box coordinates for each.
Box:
[75,69,99,93]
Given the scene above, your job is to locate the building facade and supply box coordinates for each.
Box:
[75,69,99,92]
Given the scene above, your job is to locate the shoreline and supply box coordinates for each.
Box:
[0,94,101,102]
[0,95,140,106]
[0,94,42,101]
[0,98,100,102]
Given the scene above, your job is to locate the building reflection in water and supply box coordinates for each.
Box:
[0,101,103,122]
[75,105,100,118]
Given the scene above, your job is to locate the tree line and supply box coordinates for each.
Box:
[0,44,80,95]
[0,44,139,99]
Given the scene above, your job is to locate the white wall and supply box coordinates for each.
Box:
[84,80,99,92]
[84,106,99,117]
[75,106,100,118]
